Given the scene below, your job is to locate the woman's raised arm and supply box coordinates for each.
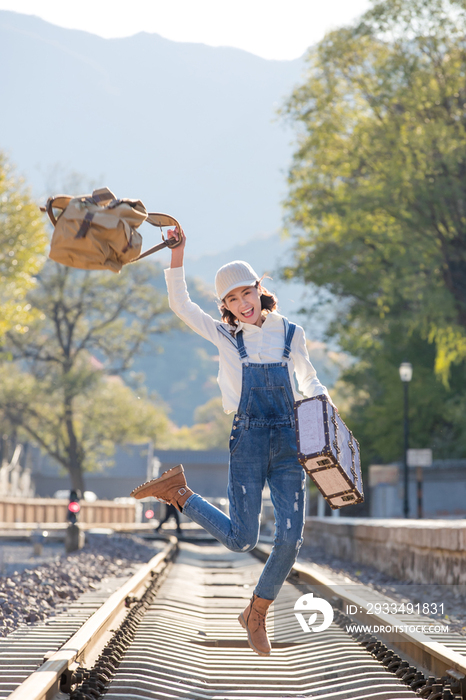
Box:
[167,227,185,268]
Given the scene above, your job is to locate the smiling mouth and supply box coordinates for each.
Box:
[242,307,254,318]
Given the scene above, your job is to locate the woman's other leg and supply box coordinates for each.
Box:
[253,426,306,600]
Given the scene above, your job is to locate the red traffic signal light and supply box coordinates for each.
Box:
[68,501,80,514]
[144,509,154,519]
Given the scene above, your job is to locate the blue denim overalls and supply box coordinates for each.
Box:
[183,318,306,600]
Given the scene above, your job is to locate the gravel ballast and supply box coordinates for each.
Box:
[0,533,162,638]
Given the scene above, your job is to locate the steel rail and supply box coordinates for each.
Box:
[7,537,177,700]
[102,542,420,700]
[255,543,466,681]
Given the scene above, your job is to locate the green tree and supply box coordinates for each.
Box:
[330,328,466,466]
[1,261,173,493]
[0,152,48,338]
[282,0,466,382]
[0,362,169,485]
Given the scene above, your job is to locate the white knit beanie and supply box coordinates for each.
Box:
[215,260,260,300]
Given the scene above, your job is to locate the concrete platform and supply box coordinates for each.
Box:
[305,517,466,587]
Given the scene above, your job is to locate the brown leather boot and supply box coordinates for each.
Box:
[130,465,193,512]
[238,593,273,656]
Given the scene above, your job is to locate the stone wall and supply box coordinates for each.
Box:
[305,517,466,587]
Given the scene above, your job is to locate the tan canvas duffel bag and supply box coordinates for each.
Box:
[41,187,182,273]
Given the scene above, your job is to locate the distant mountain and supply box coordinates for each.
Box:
[1,11,343,426]
[0,10,304,257]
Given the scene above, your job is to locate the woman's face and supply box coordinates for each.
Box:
[224,284,263,327]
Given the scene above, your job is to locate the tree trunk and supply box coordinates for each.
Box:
[68,463,86,497]
[64,394,86,497]
[443,253,466,330]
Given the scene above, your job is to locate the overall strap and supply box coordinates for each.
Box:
[217,325,249,360]
[282,318,296,359]
[235,330,249,360]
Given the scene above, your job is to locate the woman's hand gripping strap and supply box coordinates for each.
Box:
[134,213,184,260]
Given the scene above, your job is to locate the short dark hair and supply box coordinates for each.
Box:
[219,281,278,327]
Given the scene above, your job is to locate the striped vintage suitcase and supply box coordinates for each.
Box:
[295,395,364,509]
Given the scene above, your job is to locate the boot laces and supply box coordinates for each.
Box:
[247,595,269,631]
[251,606,267,629]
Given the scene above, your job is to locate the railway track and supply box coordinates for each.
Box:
[2,534,466,700]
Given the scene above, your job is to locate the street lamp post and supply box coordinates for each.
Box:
[399,362,413,518]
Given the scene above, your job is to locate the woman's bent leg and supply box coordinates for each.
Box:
[183,435,266,552]
[183,494,255,551]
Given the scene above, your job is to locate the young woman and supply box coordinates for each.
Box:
[131,229,334,657]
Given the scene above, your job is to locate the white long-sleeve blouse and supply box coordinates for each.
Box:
[164,266,331,414]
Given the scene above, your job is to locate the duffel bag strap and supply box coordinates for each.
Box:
[134,212,183,261]
[40,195,73,226]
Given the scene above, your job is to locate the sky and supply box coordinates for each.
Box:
[0,0,372,60]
